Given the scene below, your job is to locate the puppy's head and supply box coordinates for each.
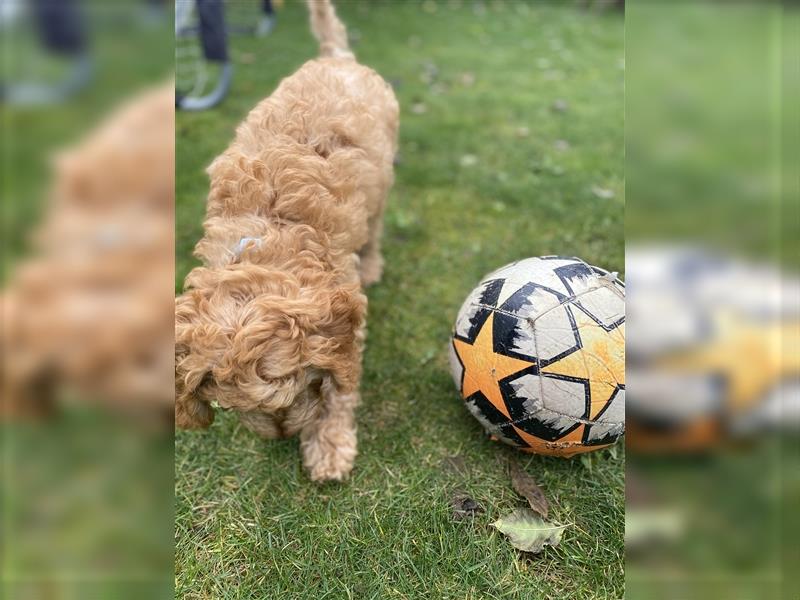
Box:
[175,265,364,437]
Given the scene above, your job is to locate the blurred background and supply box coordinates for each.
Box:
[1,0,174,597]
[625,2,798,599]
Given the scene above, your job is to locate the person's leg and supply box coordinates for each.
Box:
[257,0,276,36]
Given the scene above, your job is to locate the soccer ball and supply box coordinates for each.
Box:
[449,256,625,457]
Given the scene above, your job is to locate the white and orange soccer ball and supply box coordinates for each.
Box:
[449,256,625,457]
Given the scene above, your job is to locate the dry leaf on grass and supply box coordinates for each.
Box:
[451,494,484,520]
[509,461,549,519]
[492,509,567,553]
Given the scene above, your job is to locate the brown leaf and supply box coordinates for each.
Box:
[451,493,484,520]
[509,461,549,519]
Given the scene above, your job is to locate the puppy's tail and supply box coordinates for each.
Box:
[307,0,353,59]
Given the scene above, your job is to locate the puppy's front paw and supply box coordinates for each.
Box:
[308,449,355,482]
[302,430,357,482]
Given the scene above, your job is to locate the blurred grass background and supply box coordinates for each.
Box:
[175,1,624,598]
[626,2,798,268]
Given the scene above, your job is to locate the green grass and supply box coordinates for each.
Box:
[175,1,624,598]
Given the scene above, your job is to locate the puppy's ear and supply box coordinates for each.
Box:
[305,286,366,394]
[175,294,215,429]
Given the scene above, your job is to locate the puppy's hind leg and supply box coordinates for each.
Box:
[300,380,358,482]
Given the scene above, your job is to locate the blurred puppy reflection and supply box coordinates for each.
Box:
[1,84,174,419]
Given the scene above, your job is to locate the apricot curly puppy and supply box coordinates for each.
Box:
[176,0,398,481]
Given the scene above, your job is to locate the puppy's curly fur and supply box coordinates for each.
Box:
[175,0,398,481]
